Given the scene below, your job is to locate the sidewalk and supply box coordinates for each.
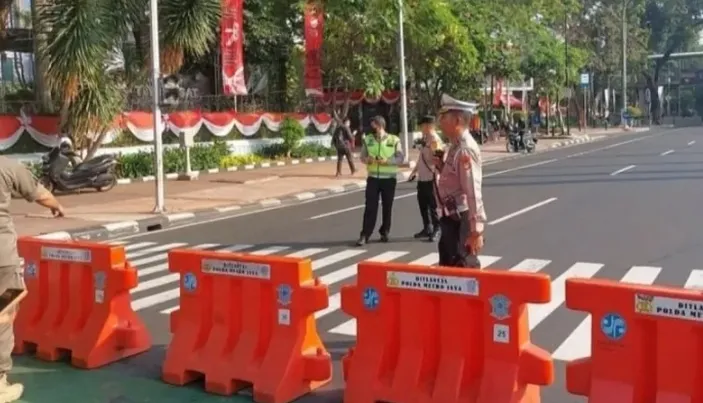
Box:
[16,128,635,238]
[13,356,250,402]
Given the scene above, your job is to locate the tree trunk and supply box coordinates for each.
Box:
[85,130,110,160]
[31,0,53,112]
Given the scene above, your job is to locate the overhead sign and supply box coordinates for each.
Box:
[580,73,589,87]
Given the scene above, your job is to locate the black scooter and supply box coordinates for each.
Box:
[506,128,537,153]
[40,147,118,193]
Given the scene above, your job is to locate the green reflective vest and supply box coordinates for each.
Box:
[365,134,400,178]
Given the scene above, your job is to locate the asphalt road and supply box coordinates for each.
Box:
[106,125,702,402]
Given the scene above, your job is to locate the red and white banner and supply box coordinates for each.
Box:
[221,0,247,95]
[304,3,324,97]
[0,111,334,150]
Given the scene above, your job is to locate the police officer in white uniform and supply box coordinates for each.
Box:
[434,94,487,268]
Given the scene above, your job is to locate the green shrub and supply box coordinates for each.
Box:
[116,140,235,179]
[219,154,265,168]
[280,117,306,157]
[255,142,334,160]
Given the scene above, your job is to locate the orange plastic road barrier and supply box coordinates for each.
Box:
[15,237,151,368]
[162,249,332,403]
[340,261,554,403]
[566,278,703,402]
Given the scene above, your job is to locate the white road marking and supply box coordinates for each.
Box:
[509,259,551,273]
[688,141,696,146]
[479,255,502,268]
[248,246,290,255]
[610,165,636,176]
[409,253,438,265]
[285,248,328,258]
[123,241,156,251]
[552,265,660,361]
[529,262,604,330]
[660,149,674,156]
[684,270,703,290]
[488,198,557,226]
[105,129,671,236]
[127,243,187,259]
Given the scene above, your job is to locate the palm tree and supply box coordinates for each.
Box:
[36,0,220,158]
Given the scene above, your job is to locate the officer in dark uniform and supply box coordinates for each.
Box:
[408,115,443,242]
[434,94,486,268]
[356,116,404,246]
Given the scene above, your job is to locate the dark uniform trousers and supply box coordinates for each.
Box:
[336,147,356,174]
[361,176,397,238]
[416,180,439,232]
[438,212,481,268]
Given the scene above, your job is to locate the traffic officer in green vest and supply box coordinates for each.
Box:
[356,116,404,246]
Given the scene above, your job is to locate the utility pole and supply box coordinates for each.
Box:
[564,12,570,135]
[397,0,409,163]
[149,0,165,213]
[621,0,628,121]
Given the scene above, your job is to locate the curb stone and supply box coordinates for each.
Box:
[115,153,361,185]
[36,129,650,241]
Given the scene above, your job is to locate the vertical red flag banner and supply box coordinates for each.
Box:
[304,2,324,97]
[221,0,247,95]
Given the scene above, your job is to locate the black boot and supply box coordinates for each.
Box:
[355,236,368,247]
[413,229,430,239]
[429,229,440,242]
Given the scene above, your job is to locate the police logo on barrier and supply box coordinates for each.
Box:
[635,293,653,314]
[93,271,106,290]
[277,284,292,306]
[386,272,399,287]
[24,262,37,278]
[490,294,511,320]
[183,272,197,292]
[363,287,380,310]
[601,312,626,341]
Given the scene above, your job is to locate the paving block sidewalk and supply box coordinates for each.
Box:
[16,128,638,239]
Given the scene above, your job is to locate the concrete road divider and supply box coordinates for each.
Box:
[340,261,554,403]
[15,237,151,368]
[566,278,703,402]
[162,249,332,402]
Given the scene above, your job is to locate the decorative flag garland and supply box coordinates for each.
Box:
[0,111,333,151]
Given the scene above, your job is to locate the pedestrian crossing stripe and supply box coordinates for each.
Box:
[108,240,703,362]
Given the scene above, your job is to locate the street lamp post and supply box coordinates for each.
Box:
[149,0,165,213]
[621,0,629,123]
[397,0,409,163]
[564,12,571,136]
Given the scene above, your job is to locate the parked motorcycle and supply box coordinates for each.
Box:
[40,147,118,193]
[470,129,488,145]
[505,128,537,153]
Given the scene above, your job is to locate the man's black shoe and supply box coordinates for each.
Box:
[355,237,368,247]
[413,230,429,239]
[380,234,390,243]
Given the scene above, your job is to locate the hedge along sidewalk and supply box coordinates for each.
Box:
[28,130,634,241]
[116,151,361,185]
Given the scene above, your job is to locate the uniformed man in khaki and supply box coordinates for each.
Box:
[0,157,64,401]
[434,94,486,268]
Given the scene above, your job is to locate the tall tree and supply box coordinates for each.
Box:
[404,0,480,113]
[641,0,703,122]
[321,0,397,118]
